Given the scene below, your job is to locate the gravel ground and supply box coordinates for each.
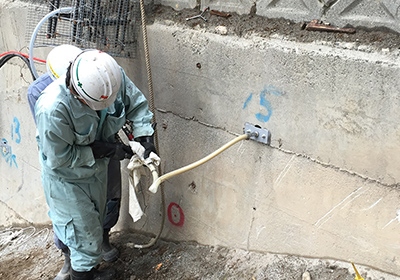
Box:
[0,225,398,280]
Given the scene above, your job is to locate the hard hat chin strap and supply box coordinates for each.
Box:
[68,85,89,107]
[65,63,72,88]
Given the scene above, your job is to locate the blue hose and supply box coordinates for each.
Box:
[28,7,73,79]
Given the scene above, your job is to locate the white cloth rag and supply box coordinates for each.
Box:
[127,141,160,222]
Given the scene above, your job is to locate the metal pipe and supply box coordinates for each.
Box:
[114,0,124,48]
[76,0,85,45]
[47,0,56,38]
[52,0,61,36]
[72,0,80,42]
[120,0,129,51]
[93,0,101,44]
[88,0,96,41]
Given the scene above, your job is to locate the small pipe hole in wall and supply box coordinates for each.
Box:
[189,181,197,193]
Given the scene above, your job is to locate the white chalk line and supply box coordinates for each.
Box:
[256,226,266,240]
[274,155,295,188]
[314,186,364,228]
[363,198,382,211]
[339,187,369,210]
[382,210,400,229]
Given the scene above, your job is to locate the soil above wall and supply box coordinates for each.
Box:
[149,5,400,52]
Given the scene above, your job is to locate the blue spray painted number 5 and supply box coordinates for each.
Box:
[243,85,282,123]
[255,91,273,122]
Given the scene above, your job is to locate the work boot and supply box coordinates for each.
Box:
[93,267,116,280]
[54,248,71,280]
[70,268,93,280]
[70,267,116,280]
[101,230,119,262]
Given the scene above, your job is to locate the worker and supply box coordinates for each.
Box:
[27,45,82,124]
[34,49,157,280]
[27,45,123,280]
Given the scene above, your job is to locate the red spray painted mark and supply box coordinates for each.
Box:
[167,202,185,227]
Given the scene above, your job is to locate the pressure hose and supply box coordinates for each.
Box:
[134,133,251,249]
[28,7,73,79]
[0,52,41,80]
[148,134,250,193]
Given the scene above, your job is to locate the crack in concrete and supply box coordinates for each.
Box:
[246,213,255,251]
[157,108,230,132]
[19,63,30,85]
[157,108,399,190]
[0,200,31,224]
[272,145,400,190]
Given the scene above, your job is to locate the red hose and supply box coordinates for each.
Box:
[0,51,46,63]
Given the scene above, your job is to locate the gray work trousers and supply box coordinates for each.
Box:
[54,158,121,250]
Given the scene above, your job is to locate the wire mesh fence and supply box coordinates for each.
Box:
[25,0,142,58]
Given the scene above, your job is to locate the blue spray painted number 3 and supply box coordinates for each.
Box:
[243,85,282,123]
[11,117,21,144]
[1,139,18,168]
[1,117,21,168]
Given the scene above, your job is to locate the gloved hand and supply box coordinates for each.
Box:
[90,141,133,160]
[135,135,157,159]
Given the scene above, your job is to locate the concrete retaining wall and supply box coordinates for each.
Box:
[1,0,400,277]
[126,23,400,276]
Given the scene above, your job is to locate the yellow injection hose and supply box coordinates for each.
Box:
[149,133,249,193]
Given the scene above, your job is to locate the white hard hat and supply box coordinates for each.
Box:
[70,50,122,111]
[46,45,82,81]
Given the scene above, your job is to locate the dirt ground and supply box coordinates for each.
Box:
[149,5,400,52]
[0,225,398,280]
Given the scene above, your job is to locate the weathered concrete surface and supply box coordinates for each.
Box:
[161,0,197,10]
[201,0,255,15]
[0,0,50,227]
[116,22,400,276]
[143,22,400,186]
[256,0,323,23]
[324,0,400,33]
[1,0,400,277]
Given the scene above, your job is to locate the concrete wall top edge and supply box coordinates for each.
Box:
[151,16,400,64]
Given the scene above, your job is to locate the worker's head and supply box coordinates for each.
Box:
[46,45,82,81]
[68,50,122,111]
